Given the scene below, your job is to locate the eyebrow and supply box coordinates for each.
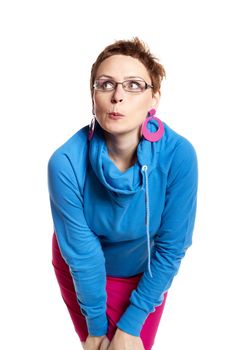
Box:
[96,74,145,80]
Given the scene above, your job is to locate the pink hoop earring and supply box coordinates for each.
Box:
[141,108,164,142]
[88,117,96,141]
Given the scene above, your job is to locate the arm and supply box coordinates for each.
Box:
[48,151,108,336]
[116,139,198,336]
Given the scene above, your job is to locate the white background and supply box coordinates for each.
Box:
[1,0,233,349]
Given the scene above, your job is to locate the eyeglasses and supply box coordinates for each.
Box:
[93,78,154,93]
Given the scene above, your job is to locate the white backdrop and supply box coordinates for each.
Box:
[1,0,233,349]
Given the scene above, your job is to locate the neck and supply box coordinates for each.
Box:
[103,129,140,170]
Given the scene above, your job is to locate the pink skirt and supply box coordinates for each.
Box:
[52,233,167,350]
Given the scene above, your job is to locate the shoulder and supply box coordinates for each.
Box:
[48,125,89,159]
[158,122,198,174]
[47,125,89,190]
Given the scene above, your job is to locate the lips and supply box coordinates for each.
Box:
[109,112,124,117]
[108,112,125,120]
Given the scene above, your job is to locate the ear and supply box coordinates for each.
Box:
[151,91,160,109]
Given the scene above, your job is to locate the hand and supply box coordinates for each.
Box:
[107,328,145,350]
[83,335,109,350]
[99,336,110,350]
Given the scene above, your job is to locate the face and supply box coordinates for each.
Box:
[92,54,160,138]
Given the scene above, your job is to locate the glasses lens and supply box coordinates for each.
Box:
[94,79,115,91]
[123,80,146,92]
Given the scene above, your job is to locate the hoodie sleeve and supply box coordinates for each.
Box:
[47,151,108,336]
[116,139,198,336]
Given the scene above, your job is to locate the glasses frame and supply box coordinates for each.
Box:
[93,78,154,93]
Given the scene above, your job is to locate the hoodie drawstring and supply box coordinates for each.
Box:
[141,165,153,278]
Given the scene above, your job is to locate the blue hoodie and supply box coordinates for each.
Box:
[47,120,198,337]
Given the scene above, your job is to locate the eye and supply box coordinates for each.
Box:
[125,80,144,91]
[97,79,115,90]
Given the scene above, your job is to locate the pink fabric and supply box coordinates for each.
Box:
[52,233,167,350]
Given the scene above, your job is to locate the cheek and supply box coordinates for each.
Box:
[130,97,151,118]
[93,95,108,112]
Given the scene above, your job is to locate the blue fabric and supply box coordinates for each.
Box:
[47,121,198,336]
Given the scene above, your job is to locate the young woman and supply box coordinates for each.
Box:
[48,37,198,350]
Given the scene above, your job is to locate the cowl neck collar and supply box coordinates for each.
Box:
[88,122,161,196]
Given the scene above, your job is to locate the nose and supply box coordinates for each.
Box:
[111,96,123,103]
[111,84,124,104]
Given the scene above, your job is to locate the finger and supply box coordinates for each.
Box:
[99,337,110,350]
[105,339,112,350]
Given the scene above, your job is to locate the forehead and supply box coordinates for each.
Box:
[95,54,151,81]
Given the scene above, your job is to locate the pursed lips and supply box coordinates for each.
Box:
[108,112,125,120]
[108,112,125,117]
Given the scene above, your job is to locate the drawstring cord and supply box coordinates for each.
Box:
[141,165,153,278]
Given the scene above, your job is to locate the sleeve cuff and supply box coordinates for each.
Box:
[116,304,149,336]
[86,313,108,336]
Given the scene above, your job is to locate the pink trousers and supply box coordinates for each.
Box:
[52,233,167,350]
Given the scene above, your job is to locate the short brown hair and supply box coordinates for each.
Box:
[90,37,166,97]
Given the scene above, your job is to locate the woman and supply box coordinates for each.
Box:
[48,37,198,350]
